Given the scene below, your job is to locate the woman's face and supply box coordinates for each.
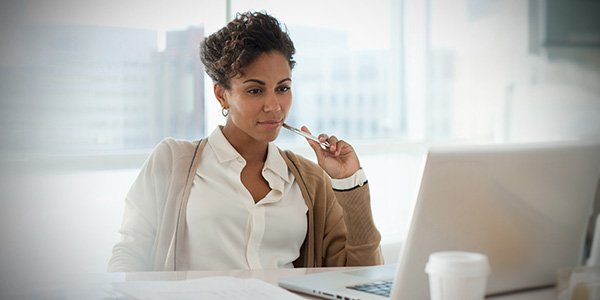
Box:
[216,51,292,145]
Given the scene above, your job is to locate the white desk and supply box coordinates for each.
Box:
[125,268,556,300]
[14,267,556,299]
[123,267,347,299]
[486,289,556,300]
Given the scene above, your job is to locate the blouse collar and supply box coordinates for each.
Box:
[207,126,290,183]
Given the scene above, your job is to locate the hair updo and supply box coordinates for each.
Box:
[199,11,296,89]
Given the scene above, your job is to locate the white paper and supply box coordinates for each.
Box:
[112,276,306,300]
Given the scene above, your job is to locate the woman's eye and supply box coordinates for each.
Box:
[277,86,291,93]
[247,88,262,95]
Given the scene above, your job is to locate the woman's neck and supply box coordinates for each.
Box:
[221,125,268,162]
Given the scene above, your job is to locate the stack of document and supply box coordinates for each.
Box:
[112,276,305,300]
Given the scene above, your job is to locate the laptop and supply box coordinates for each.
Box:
[279,142,600,299]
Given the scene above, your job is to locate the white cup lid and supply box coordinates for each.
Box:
[425,251,490,277]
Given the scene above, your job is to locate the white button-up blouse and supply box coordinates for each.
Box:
[184,127,366,270]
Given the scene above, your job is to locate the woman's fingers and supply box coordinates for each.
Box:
[300,126,324,154]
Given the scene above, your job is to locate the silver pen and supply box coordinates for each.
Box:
[282,123,331,148]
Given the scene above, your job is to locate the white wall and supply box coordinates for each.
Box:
[0,168,136,295]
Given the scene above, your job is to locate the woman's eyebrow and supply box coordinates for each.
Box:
[243,79,266,85]
[242,78,292,85]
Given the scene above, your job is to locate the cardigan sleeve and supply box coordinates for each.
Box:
[107,139,174,272]
[334,183,384,265]
[322,180,384,267]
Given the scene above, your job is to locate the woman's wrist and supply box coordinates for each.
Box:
[330,168,367,191]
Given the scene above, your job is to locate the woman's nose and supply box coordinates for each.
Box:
[264,92,281,112]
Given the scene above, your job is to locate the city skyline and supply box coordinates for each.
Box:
[0,22,408,156]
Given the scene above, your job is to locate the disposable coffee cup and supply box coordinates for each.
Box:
[425,251,491,300]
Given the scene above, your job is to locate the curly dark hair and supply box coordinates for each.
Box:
[199,11,296,89]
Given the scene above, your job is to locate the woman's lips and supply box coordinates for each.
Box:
[258,120,283,129]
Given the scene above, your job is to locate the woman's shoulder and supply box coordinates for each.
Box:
[147,137,204,167]
[151,137,203,155]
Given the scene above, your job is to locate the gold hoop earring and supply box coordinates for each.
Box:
[221,107,229,117]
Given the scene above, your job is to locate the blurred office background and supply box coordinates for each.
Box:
[1,0,599,291]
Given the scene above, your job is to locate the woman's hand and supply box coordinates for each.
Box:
[301,126,361,179]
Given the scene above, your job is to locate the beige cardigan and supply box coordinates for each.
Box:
[108,138,383,271]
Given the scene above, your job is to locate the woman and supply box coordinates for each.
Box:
[108,11,383,272]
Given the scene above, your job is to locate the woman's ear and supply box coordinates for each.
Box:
[214,84,228,108]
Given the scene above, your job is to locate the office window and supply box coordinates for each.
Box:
[0,0,226,276]
[0,1,229,157]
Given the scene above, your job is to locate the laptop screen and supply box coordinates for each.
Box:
[392,142,600,299]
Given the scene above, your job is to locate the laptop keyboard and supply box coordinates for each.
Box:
[347,280,393,297]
